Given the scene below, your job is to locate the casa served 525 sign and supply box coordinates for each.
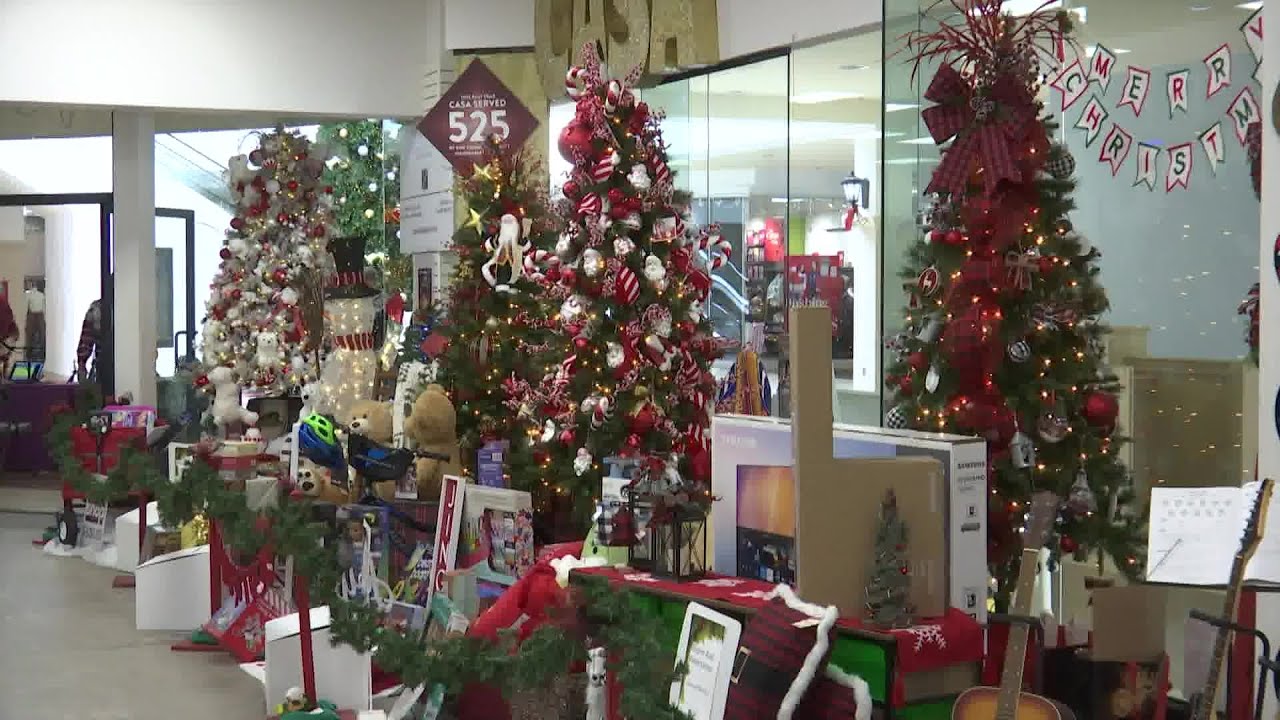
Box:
[417,60,539,172]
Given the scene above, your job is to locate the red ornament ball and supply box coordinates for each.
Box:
[219,247,232,260]
[273,268,288,285]
[532,448,549,464]
[929,229,946,244]
[558,428,576,445]
[562,180,581,199]
[557,120,594,162]
[277,212,289,224]
[907,351,928,371]
[1059,535,1079,553]
[898,375,914,393]
[1038,256,1055,275]
[629,405,658,434]
[899,565,910,575]
[607,188,627,204]
[626,434,642,449]
[311,225,326,238]
[945,230,964,246]
[229,217,245,231]
[287,180,299,192]
[561,268,577,287]
[574,336,589,350]
[610,204,630,220]
[194,374,209,388]
[1082,391,1119,430]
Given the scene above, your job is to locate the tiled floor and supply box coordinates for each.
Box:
[0,511,267,719]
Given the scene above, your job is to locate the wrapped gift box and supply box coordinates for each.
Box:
[216,440,260,487]
[570,567,981,718]
[113,500,167,571]
[204,585,292,662]
[264,606,372,713]
[135,545,212,630]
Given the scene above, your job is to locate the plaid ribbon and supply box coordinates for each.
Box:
[922,65,1036,198]
[1005,251,1040,291]
[333,332,375,350]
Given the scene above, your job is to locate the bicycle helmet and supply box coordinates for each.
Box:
[298,414,344,468]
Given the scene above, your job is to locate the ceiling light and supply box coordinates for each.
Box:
[900,137,936,145]
[997,0,1061,15]
[1190,4,1212,9]
[1114,48,1132,54]
[886,103,920,112]
[1237,1,1263,9]
[791,91,865,104]
[839,64,869,71]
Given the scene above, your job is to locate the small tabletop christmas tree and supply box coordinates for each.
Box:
[865,489,914,628]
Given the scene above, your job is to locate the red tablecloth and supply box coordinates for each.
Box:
[572,566,983,674]
[0,382,76,472]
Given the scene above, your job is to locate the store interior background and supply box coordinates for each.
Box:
[0,0,1265,695]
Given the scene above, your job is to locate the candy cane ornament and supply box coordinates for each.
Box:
[697,225,732,270]
[604,80,623,112]
[565,67,587,99]
[591,151,619,183]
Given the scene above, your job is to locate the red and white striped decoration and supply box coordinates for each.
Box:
[652,160,672,187]
[523,248,553,281]
[614,266,640,304]
[577,193,602,216]
[333,332,376,350]
[591,152,618,183]
[604,79,623,112]
[591,396,613,428]
[565,67,587,99]
[696,224,732,270]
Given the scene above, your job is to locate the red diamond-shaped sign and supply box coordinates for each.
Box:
[417,59,539,172]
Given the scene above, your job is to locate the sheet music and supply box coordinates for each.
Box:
[1146,486,1239,586]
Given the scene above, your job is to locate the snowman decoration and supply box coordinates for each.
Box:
[314,236,381,424]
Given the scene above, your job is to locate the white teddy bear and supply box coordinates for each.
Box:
[254,330,282,370]
[642,254,667,291]
[627,165,651,191]
[298,381,320,419]
[208,366,259,428]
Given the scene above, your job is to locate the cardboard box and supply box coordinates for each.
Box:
[712,416,987,622]
[264,606,372,712]
[113,500,166,572]
[1092,585,1168,662]
[135,545,212,630]
[796,456,948,618]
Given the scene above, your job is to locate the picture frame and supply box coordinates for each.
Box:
[670,602,742,720]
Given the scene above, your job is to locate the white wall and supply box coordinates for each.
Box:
[444,0,882,57]
[0,0,433,117]
[42,205,102,378]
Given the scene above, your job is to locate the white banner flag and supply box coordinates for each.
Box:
[1098,124,1134,177]
[1134,143,1159,191]
[1117,66,1152,117]
[1165,143,1194,191]
[1166,69,1191,117]
[1051,59,1089,112]
[1089,45,1119,94]
[1199,122,1226,175]
[1205,43,1232,99]
[1241,8,1263,65]
[1228,86,1261,145]
[1074,95,1110,148]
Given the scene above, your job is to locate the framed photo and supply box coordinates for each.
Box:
[670,603,742,720]
[168,442,196,484]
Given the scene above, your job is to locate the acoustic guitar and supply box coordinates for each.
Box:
[1190,477,1275,720]
[953,492,1073,720]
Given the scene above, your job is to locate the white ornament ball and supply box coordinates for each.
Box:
[266,179,281,194]
[338,127,349,139]
[357,144,370,157]
[280,288,299,306]
[364,208,375,219]
[367,182,378,193]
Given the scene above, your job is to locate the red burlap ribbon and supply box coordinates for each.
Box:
[922,65,1037,198]
[333,332,375,350]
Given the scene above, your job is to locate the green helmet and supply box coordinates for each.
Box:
[301,413,336,446]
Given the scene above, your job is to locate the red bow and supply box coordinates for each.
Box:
[922,65,1037,198]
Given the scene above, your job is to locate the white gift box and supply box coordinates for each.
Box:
[113,500,168,572]
[264,606,372,712]
[135,545,212,630]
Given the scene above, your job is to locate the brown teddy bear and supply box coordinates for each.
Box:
[405,384,463,500]
[348,399,396,500]
[295,457,349,505]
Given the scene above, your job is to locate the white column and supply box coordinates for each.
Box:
[111,111,156,406]
[1256,2,1279,716]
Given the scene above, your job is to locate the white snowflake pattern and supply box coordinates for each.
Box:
[622,572,659,583]
[731,590,774,601]
[902,624,947,651]
[695,578,743,588]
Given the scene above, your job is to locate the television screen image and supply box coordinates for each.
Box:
[735,465,797,585]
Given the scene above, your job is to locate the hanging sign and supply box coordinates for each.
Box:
[1098,124,1133,176]
[1199,122,1226,175]
[398,126,456,254]
[1089,45,1119,94]
[1134,143,1159,191]
[1228,86,1262,144]
[1074,95,1109,147]
[1117,66,1152,117]
[1242,9,1264,66]
[1205,44,1233,99]
[1167,70,1190,116]
[1165,143,1194,192]
[416,59,540,172]
[1052,59,1089,111]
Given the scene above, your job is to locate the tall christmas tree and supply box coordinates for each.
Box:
[890,2,1144,609]
[317,120,408,294]
[199,127,335,397]
[436,144,557,501]
[864,490,913,628]
[507,44,723,522]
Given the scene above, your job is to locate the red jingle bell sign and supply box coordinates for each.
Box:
[417,59,540,172]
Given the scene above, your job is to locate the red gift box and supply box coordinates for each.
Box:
[203,585,292,662]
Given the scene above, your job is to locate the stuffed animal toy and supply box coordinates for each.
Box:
[585,646,608,720]
[404,384,463,500]
[295,457,349,504]
[208,365,259,428]
[298,381,320,419]
[347,399,396,500]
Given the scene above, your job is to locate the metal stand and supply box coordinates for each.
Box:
[1189,608,1273,720]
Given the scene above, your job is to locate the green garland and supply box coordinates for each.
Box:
[47,407,688,716]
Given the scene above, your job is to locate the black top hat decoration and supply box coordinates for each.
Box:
[327,236,379,299]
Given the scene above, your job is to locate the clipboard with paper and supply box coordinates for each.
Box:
[1146,482,1280,586]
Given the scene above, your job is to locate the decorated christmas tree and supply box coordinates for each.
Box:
[506,44,724,520]
[890,2,1144,608]
[317,120,409,294]
[864,490,913,628]
[198,128,335,405]
[435,144,557,498]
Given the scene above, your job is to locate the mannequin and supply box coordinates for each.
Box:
[24,287,44,362]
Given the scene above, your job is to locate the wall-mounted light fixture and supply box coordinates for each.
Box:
[841,172,870,210]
